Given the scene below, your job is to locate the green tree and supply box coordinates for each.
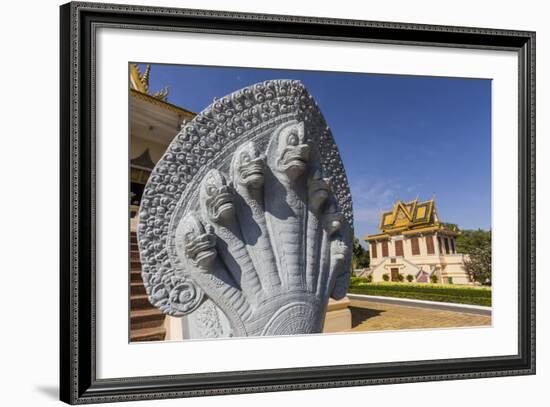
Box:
[352,237,370,270]
[456,229,492,285]
[441,222,459,232]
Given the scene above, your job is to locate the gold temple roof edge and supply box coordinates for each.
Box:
[130,89,196,119]
[364,198,459,241]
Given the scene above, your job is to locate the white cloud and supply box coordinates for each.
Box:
[348,177,423,241]
[353,207,381,223]
[350,179,397,215]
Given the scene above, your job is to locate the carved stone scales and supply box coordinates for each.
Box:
[138,80,354,337]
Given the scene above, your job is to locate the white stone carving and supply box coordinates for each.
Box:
[138,80,353,337]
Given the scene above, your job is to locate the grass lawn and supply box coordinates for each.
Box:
[348,278,492,307]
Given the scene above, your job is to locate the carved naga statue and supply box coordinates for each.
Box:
[138,80,354,338]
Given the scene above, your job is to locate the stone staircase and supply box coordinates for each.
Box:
[370,256,421,279]
[130,231,166,342]
[400,257,422,275]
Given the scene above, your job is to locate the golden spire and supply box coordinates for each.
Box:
[129,63,169,101]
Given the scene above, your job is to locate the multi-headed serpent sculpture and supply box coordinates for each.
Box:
[138,80,353,338]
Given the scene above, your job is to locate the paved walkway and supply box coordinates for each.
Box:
[349,299,491,332]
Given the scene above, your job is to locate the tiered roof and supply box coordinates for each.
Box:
[365,199,458,241]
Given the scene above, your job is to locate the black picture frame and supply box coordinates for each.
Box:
[60,1,536,404]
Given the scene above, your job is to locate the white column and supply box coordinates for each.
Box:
[419,235,426,256]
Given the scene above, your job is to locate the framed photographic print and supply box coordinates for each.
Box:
[60,1,535,404]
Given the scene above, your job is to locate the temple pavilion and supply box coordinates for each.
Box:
[129,63,196,213]
[364,199,471,285]
[129,64,196,342]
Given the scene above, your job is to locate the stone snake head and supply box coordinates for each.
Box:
[200,169,235,225]
[176,212,217,272]
[273,121,311,181]
[231,141,265,190]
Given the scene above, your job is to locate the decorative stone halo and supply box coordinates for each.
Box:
[138,79,353,316]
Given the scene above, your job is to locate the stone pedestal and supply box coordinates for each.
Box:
[323,296,352,333]
[163,315,183,341]
[169,297,353,339]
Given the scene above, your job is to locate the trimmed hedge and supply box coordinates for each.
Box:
[349,278,491,307]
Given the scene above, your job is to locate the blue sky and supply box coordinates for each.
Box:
[137,63,491,246]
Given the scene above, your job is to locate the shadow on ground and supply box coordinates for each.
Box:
[350,306,384,328]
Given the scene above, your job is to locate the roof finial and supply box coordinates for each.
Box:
[142,64,151,92]
[152,86,169,101]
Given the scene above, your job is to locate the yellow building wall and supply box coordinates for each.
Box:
[130,136,168,165]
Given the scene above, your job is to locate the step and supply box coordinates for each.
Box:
[130,270,144,283]
[130,282,146,296]
[130,308,165,330]
[130,260,142,271]
[130,326,166,342]
[130,243,139,251]
[130,251,141,260]
[131,294,153,308]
